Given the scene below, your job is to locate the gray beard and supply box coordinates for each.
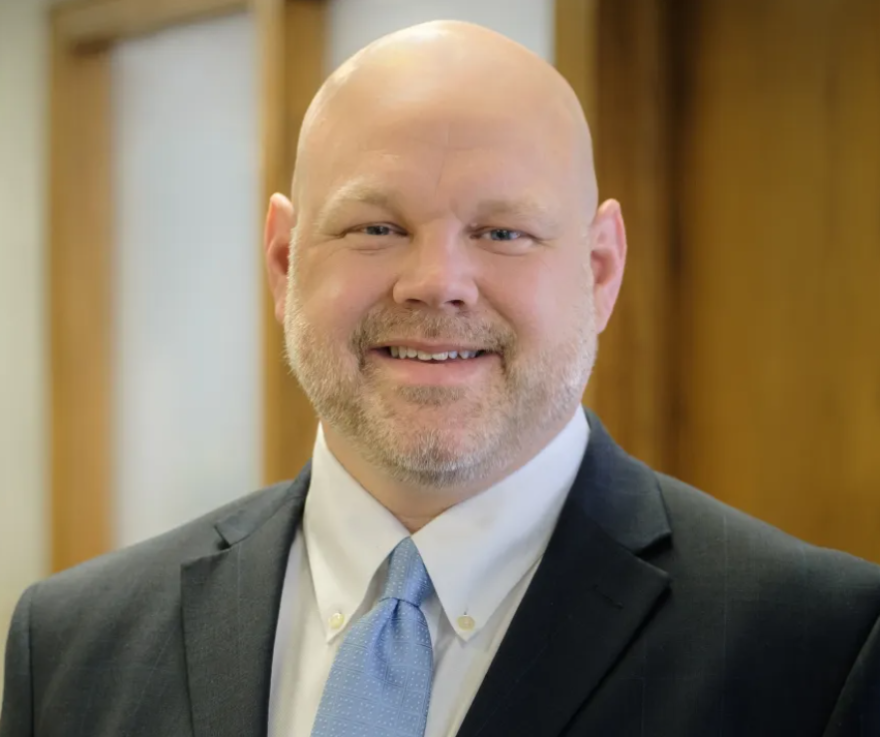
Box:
[283,287,596,490]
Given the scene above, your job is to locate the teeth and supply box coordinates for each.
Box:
[387,346,482,361]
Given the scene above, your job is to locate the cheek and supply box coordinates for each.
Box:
[481,254,588,351]
[296,250,393,341]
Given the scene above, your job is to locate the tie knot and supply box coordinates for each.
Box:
[382,538,433,607]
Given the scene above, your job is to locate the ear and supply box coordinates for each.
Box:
[589,199,627,334]
[264,193,295,324]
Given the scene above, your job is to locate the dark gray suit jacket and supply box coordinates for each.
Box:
[3,413,879,736]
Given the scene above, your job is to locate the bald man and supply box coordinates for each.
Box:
[2,21,879,737]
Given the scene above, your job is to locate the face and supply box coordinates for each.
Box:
[269,98,622,491]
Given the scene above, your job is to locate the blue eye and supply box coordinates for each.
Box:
[483,228,523,241]
[362,225,397,236]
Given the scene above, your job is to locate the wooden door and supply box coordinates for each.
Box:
[559,0,880,562]
[674,0,880,561]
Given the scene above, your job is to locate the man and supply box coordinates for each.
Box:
[2,20,879,737]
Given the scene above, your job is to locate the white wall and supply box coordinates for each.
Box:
[0,0,50,685]
[111,13,262,547]
[327,0,555,70]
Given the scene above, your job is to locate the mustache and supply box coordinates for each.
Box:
[350,307,515,356]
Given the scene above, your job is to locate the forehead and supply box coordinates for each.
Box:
[300,101,580,214]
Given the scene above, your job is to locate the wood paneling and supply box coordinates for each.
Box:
[49,18,113,571]
[556,0,676,471]
[675,0,880,561]
[260,0,325,485]
[559,0,880,561]
[591,0,675,471]
[554,0,599,126]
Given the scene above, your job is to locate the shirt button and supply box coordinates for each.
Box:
[457,615,476,631]
[329,612,345,630]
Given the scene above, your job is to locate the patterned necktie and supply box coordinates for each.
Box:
[311,537,435,737]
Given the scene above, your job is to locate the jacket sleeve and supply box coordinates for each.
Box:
[823,611,880,736]
[0,585,35,737]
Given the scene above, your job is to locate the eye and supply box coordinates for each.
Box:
[474,228,535,253]
[357,224,401,237]
[343,223,406,252]
[479,228,524,242]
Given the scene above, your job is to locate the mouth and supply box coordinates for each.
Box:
[378,345,490,362]
[367,343,499,386]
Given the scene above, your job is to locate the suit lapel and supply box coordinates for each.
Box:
[178,413,672,737]
[456,412,673,737]
[181,471,310,737]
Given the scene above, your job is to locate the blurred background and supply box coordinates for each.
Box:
[1,0,878,687]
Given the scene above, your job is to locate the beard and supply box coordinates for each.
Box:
[283,267,597,491]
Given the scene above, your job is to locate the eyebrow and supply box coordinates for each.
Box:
[316,182,558,230]
[316,182,401,229]
[470,198,558,227]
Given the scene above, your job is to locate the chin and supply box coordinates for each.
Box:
[374,420,506,485]
[382,445,495,489]
[388,421,471,456]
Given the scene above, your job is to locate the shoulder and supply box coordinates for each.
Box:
[27,480,298,623]
[655,471,880,618]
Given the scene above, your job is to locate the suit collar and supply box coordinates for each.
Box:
[575,409,671,554]
[205,410,667,557]
[455,410,672,737]
[180,472,310,737]
[213,466,311,547]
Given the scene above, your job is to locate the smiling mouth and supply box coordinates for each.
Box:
[377,346,490,362]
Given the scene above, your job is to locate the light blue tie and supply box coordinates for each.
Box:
[311,537,435,737]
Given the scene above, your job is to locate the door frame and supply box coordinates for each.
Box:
[48,0,325,571]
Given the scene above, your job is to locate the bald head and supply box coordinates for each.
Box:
[293,20,597,214]
[263,20,626,507]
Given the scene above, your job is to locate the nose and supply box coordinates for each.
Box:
[392,228,479,311]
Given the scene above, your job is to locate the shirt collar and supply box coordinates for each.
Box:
[303,408,589,643]
[303,428,409,643]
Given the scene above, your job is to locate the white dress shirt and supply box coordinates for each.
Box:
[268,408,589,737]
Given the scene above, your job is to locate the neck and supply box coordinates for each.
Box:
[322,413,576,533]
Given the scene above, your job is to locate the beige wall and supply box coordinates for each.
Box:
[0,0,50,686]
